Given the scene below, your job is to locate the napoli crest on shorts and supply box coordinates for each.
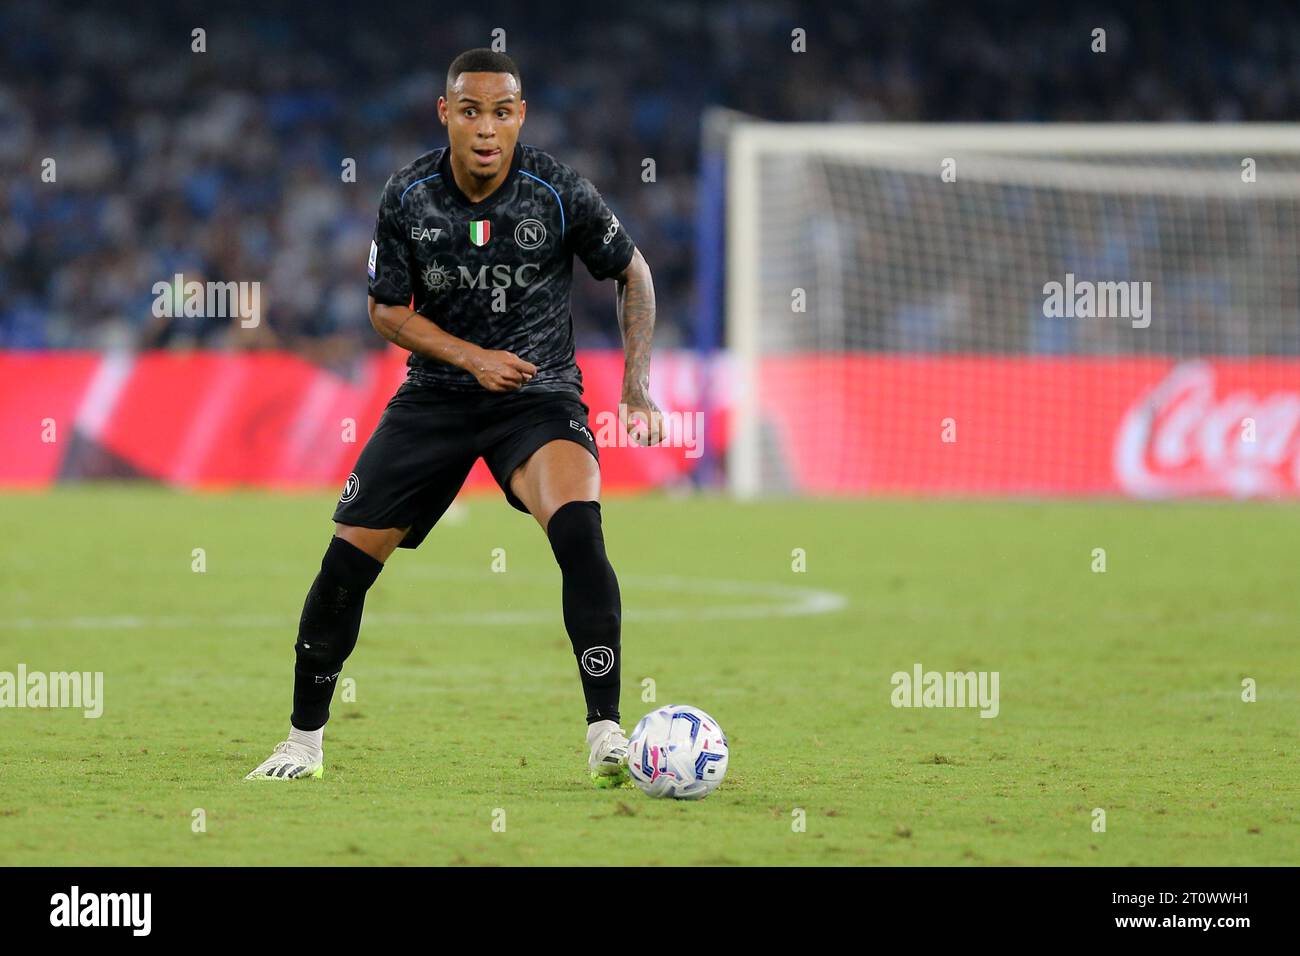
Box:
[468,220,491,246]
[340,473,360,503]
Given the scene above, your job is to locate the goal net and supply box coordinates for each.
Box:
[725,125,1300,499]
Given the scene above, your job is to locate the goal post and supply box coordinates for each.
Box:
[725,123,1300,499]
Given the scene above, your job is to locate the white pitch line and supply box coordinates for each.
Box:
[0,575,847,631]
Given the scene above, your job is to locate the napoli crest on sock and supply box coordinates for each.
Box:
[581,646,614,677]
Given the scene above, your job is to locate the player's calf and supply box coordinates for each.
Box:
[291,535,385,732]
[547,499,623,729]
[244,535,385,781]
[289,535,379,728]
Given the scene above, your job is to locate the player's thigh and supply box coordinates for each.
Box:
[480,396,601,529]
[509,439,601,532]
[333,386,477,552]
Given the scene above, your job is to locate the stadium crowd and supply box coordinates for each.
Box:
[2,0,1298,367]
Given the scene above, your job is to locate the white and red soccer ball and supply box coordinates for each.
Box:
[627,704,729,800]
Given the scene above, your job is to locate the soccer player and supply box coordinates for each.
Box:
[245,49,661,786]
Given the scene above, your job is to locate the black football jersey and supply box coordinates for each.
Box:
[367,142,636,396]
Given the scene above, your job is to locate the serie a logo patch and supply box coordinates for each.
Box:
[468,220,491,246]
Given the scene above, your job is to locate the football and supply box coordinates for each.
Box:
[627,704,729,800]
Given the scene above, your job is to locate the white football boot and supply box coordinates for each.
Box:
[244,740,324,780]
[587,719,631,789]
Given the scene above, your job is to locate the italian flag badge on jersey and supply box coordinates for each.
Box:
[469,220,491,246]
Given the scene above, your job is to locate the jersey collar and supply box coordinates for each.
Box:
[437,142,524,212]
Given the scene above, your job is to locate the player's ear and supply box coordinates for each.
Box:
[437,95,448,127]
[518,99,526,127]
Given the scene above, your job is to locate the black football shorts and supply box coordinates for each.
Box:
[332,381,600,548]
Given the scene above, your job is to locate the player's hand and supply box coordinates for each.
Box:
[621,389,665,446]
[470,349,538,392]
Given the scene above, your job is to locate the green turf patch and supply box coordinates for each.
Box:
[0,489,1296,865]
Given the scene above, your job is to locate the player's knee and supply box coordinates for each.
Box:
[295,535,385,671]
[334,523,408,563]
[546,499,607,568]
[317,534,386,600]
[549,500,621,644]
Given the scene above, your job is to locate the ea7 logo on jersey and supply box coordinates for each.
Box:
[602,214,620,246]
[581,646,614,677]
[367,240,377,278]
[410,226,443,242]
[569,419,593,442]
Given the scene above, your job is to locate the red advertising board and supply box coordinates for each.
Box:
[757,356,1300,497]
[2,351,1296,498]
[0,349,710,493]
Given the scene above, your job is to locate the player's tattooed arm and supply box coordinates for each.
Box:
[615,248,664,446]
[367,297,536,392]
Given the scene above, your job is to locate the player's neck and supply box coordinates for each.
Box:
[448,153,512,204]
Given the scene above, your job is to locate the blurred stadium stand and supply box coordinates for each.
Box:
[3,0,1299,363]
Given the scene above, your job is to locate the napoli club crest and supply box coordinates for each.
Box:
[514,218,546,250]
[581,646,614,677]
[340,473,359,503]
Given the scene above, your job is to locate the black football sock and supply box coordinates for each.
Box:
[546,500,622,725]
[291,535,384,732]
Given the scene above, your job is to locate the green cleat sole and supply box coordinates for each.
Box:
[591,768,631,789]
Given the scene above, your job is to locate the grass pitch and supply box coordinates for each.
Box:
[0,487,1297,866]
